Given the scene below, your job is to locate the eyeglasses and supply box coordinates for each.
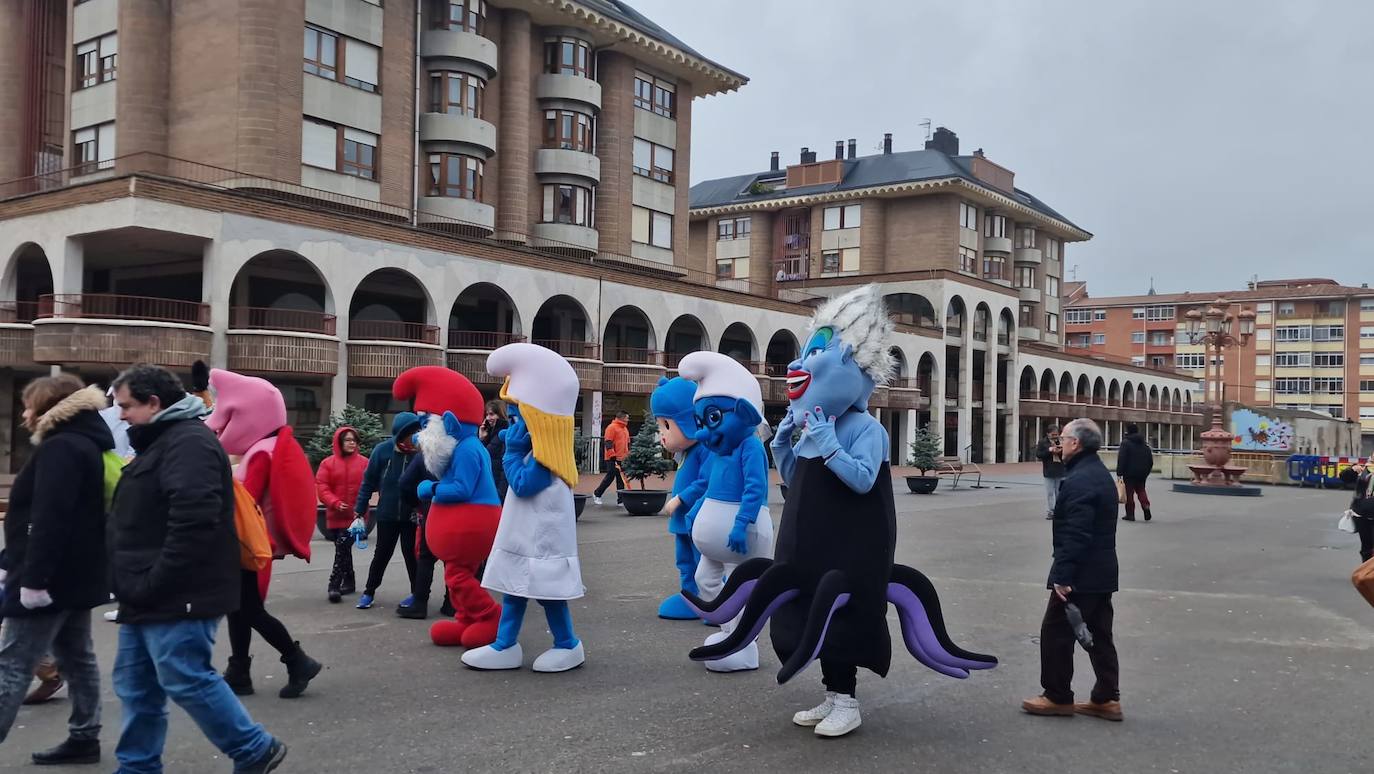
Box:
[695,405,734,429]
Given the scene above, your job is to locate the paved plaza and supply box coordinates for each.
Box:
[2,469,1371,773]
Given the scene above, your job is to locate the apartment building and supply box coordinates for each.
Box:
[1065,278,1374,440]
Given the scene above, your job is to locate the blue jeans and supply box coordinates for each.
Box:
[113,619,275,773]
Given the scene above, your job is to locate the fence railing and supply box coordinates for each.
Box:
[348,320,441,345]
[229,306,336,335]
[602,347,663,366]
[533,339,600,360]
[0,301,39,324]
[447,330,525,350]
[37,293,210,325]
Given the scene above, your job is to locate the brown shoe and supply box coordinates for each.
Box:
[23,677,64,705]
[1021,695,1075,716]
[1074,700,1123,721]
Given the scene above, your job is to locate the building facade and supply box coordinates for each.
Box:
[0,0,1203,473]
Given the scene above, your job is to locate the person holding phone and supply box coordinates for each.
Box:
[1035,425,1066,520]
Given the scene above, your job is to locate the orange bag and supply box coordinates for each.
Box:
[1353,556,1374,608]
[232,479,273,572]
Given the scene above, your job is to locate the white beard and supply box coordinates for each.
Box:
[417,417,457,477]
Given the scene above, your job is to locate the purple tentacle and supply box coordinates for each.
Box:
[689,589,799,662]
[682,579,758,625]
[775,591,850,684]
[887,582,996,673]
[678,557,773,620]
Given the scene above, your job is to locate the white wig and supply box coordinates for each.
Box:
[810,284,894,385]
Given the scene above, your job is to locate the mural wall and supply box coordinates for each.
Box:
[1224,402,1360,456]
[1230,408,1295,452]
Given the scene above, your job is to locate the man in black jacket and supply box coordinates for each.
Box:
[1116,423,1155,522]
[1034,425,1066,519]
[1022,418,1123,722]
[108,365,286,773]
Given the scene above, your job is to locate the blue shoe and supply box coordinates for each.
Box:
[398,595,414,609]
[356,594,374,610]
[657,594,699,620]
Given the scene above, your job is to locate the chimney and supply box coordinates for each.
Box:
[800,146,816,164]
[973,148,985,158]
[924,126,959,155]
[882,133,892,154]
[834,140,844,160]
[770,151,779,171]
[847,138,856,159]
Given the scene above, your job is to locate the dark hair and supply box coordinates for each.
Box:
[1126,423,1140,434]
[339,428,358,445]
[484,399,507,422]
[1046,424,1060,434]
[113,364,186,410]
[22,373,85,419]
[616,409,630,419]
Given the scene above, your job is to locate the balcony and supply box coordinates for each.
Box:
[530,222,598,257]
[418,113,497,158]
[227,307,339,375]
[1018,326,1042,342]
[1018,286,1042,303]
[1014,247,1042,264]
[0,302,37,368]
[535,73,602,111]
[445,330,524,386]
[33,294,212,367]
[417,196,495,235]
[419,29,498,77]
[602,347,665,394]
[347,320,444,379]
[533,148,601,185]
[886,377,922,410]
[532,339,601,389]
[983,236,1013,254]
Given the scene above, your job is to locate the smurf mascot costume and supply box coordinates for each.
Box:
[650,376,713,620]
[683,285,997,738]
[463,342,586,673]
[676,351,773,672]
[392,365,503,649]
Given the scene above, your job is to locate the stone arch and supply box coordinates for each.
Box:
[603,304,656,362]
[665,314,711,367]
[1059,371,1074,398]
[917,351,939,397]
[1020,365,1038,399]
[349,267,436,342]
[973,302,992,342]
[1093,376,1106,405]
[1122,380,1135,408]
[532,294,594,357]
[1172,388,1182,408]
[1076,374,1090,403]
[718,322,757,365]
[998,308,1015,345]
[1040,368,1056,397]
[449,282,522,348]
[1109,379,1121,405]
[764,329,800,375]
[946,295,967,335]
[1148,385,1160,409]
[230,249,336,333]
[2,242,53,322]
[889,346,908,378]
[884,292,936,328]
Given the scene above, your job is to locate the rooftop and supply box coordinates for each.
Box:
[1067,278,1374,307]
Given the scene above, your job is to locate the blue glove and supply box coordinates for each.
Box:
[772,410,797,448]
[727,518,750,555]
[505,418,532,454]
[802,405,841,458]
[417,480,436,501]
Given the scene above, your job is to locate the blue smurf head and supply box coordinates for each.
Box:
[651,376,700,453]
[676,352,765,456]
[786,285,893,417]
[692,394,763,455]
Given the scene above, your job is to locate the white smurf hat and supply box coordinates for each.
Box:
[677,351,763,414]
[487,342,580,416]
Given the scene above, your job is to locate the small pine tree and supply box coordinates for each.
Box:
[908,425,943,476]
[620,413,673,489]
[306,405,386,468]
[572,428,589,472]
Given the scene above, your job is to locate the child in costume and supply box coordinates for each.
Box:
[650,376,713,620]
[462,343,585,673]
[315,426,369,603]
[203,368,322,699]
[676,352,773,672]
[392,366,503,648]
[683,285,997,737]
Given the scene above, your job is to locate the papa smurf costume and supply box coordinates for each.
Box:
[462,343,585,673]
[685,285,997,737]
[675,351,774,673]
[392,366,503,649]
[651,376,713,620]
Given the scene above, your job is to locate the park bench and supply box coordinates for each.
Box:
[935,455,983,489]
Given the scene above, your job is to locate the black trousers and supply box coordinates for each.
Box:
[412,516,438,603]
[328,529,355,591]
[1039,591,1119,705]
[1357,516,1374,562]
[229,569,296,659]
[594,458,625,498]
[821,659,857,697]
[364,520,417,596]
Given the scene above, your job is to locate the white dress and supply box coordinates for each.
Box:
[481,472,585,601]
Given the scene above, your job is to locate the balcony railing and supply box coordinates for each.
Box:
[37,293,210,326]
[764,363,791,377]
[229,306,336,335]
[533,338,600,360]
[0,301,39,324]
[603,347,663,366]
[349,320,441,345]
[447,330,525,350]
[889,377,919,389]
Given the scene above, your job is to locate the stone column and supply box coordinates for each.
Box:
[496,10,531,242]
[982,356,997,463]
[116,0,171,175]
[958,334,973,462]
[330,314,350,416]
[52,237,84,296]
[903,409,917,466]
[0,0,27,182]
[201,242,230,369]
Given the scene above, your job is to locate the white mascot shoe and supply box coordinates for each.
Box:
[702,631,759,673]
[792,692,838,727]
[532,642,585,673]
[461,643,524,670]
[813,695,861,738]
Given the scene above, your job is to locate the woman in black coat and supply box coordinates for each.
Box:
[0,376,114,764]
[1347,463,1374,562]
[1115,424,1155,522]
[479,399,509,501]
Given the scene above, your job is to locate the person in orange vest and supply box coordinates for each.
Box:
[593,410,631,506]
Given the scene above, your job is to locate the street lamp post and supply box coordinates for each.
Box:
[1182,300,1256,487]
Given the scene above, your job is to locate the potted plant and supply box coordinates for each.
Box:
[571,429,589,520]
[306,404,386,538]
[617,413,674,515]
[906,425,943,494]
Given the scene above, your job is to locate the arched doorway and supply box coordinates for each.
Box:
[885,292,936,329]
[3,243,52,323]
[532,295,594,358]
[603,305,656,364]
[349,269,434,343]
[664,314,709,368]
[764,330,798,376]
[449,282,521,349]
[230,250,333,334]
[718,322,756,369]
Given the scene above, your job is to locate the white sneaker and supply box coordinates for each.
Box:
[461,643,524,670]
[532,642,585,673]
[593,496,603,506]
[792,692,837,727]
[702,632,759,673]
[814,695,861,737]
[103,610,118,622]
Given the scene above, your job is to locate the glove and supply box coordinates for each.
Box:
[773,410,797,446]
[417,480,436,501]
[727,518,750,555]
[505,419,532,454]
[801,406,841,458]
[20,588,53,610]
[664,496,681,517]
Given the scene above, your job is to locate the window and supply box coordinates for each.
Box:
[1313,377,1344,394]
[1322,301,1346,317]
[1131,331,1145,344]
[1149,331,1172,346]
[1255,379,1271,391]
[1016,226,1036,248]
[1362,326,1374,339]
[1045,276,1060,298]
[430,0,486,33]
[717,217,751,241]
[821,249,860,274]
[1045,238,1060,261]
[1275,352,1311,367]
[1278,302,1296,317]
[1176,353,1207,369]
[1093,333,1105,345]
[304,26,338,80]
[1257,302,1272,313]
[632,206,671,248]
[72,123,115,175]
[427,153,483,199]
[1131,356,1145,365]
[1069,334,1090,349]
[983,254,1005,280]
[1146,305,1175,321]
[1314,352,1345,368]
[1364,355,1374,366]
[1094,309,1106,321]
[1132,307,1145,319]
[1313,325,1344,341]
[302,119,377,179]
[632,138,674,184]
[633,71,676,118]
[430,72,485,118]
[1045,312,1059,334]
[822,204,861,230]
[1019,305,1034,327]
[1276,325,1312,341]
[1363,407,1374,421]
[716,258,749,280]
[341,128,377,178]
[1016,267,1037,289]
[958,246,977,273]
[1326,407,1346,419]
[1275,378,1312,394]
[1362,299,1374,312]
[1065,309,1092,324]
[1257,328,1271,342]
[543,109,594,152]
[984,214,1007,238]
[1360,380,1374,391]
[342,38,380,91]
[545,36,592,77]
[544,184,594,226]
[304,27,378,92]
[1151,356,1167,368]
[959,202,977,230]
[1256,354,1271,367]
[75,33,117,89]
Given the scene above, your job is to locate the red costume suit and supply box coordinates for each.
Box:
[393,366,503,649]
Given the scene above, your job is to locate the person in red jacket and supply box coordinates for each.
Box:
[316,426,369,603]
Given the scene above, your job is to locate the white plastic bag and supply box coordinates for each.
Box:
[1338,510,1358,534]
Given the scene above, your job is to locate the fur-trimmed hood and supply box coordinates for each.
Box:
[31,386,110,445]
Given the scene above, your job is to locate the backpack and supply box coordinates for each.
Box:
[231,479,273,572]
[102,451,127,512]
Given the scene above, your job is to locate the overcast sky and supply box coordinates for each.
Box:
[634,0,1374,297]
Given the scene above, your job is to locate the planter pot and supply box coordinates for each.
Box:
[906,476,940,494]
[618,489,669,516]
[573,493,589,521]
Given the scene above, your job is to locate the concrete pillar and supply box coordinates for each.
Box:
[858,198,886,274]
[330,314,349,416]
[0,0,28,182]
[201,243,230,369]
[958,335,973,462]
[982,356,997,463]
[930,366,945,457]
[0,370,13,474]
[115,0,171,176]
[52,237,84,295]
[495,10,531,242]
[582,389,602,438]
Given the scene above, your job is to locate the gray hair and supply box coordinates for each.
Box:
[1061,418,1103,452]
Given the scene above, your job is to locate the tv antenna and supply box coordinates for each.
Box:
[920,119,932,141]
[1069,264,1079,281]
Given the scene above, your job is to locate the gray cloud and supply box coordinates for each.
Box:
[636,0,1374,295]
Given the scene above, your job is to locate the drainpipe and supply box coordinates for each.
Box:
[411,2,422,225]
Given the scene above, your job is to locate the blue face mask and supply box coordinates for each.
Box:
[693,395,762,455]
[786,326,875,418]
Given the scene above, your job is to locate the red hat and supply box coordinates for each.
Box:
[393,366,484,425]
